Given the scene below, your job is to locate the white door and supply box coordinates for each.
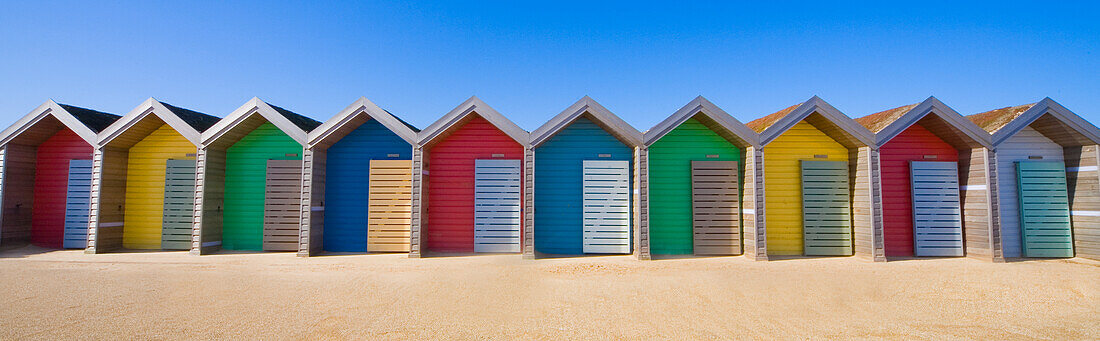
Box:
[582,160,631,254]
[910,161,963,256]
[474,159,522,253]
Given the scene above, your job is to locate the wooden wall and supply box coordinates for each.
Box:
[409,147,425,258]
[633,147,650,259]
[742,146,765,260]
[959,148,1000,261]
[1065,144,1100,260]
[300,149,325,256]
[523,147,534,258]
[1,144,36,246]
[89,147,128,252]
[852,146,884,260]
[195,148,226,254]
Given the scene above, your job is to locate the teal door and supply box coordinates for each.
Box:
[801,160,852,256]
[1016,161,1074,257]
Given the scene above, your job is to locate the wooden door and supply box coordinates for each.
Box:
[368,160,412,252]
[62,160,92,249]
[1016,161,1074,257]
[161,159,196,250]
[263,159,303,251]
[691,160,740,255]
[473,159,522,253]
[800,160,852,256]
[909,161,964,256]
[582,160,631,254]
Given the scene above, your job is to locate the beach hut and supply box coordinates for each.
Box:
[0,101,119,249]
[855,97,993,261]
[968,98,1100,260]
[411,97,528,257]
[746,96,875,258]
[86,99,219,253]
[642,96,758,257]
[527,97,642,258]
[301,97,419,256]
[194,98,320,254]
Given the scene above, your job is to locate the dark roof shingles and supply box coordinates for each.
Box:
[160,102,221,133]
[58,104,122,133]
[269,104,322,132]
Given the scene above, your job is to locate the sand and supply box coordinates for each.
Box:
[0,246,1096,340]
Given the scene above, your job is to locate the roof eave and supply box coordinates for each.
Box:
[643,96,759,148]
[307,97,419,148]
[531,96,643,148]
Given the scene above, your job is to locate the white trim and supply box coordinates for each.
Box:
[1067,166,1097,172]
[960,185,987,190]
[742,209,755,215]
[1071,211,1100,217]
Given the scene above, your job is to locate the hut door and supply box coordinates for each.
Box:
[582,160,631,254]
[473,159,522,253]
[368,160,413,252]
[263,160,303,252]
[1016,161,1074,257]
[691,160,740,255]
[161,159,196,250]
[62,160,92,249]
[800,160,852,256]
[909,161,964,256]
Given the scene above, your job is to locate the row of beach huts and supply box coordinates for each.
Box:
[0,95,1096,262]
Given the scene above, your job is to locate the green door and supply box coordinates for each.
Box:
[161,159,196,250]
[1016,161,1074,257]
[801,160,852,256]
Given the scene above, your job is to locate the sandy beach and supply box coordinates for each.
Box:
[0,246,1096,340]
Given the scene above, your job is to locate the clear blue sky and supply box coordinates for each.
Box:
[1,1,1097,131]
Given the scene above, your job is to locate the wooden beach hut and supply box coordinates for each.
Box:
[87,99,219,252]
[746,96,875,258]
[300,97,419,256]
[642,96,758,257]
[411,97,529,257]
[855,97,993,260]
[0,101,119,249]
[528,96,642,258]
[968,98,1100,260]
[194,98,320,254]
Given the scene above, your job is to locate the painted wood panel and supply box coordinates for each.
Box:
[910,161,964,256]
[224,123,303,250]
[122,124,195,249]
[263,159,303,251]
[763,121,850,255]
[473,159,522,252]
[368,159,412,252]
[426,116,524,253]
[1016,161,1074,257]
[160,159,195,250]
[801,160,852,255]
[1065,145,1099,260]
[582,160,631,253]
[324,120,412,252]
[691,160,740,255]
[1,145,38,246]
[648,118,741,255]
[995,127,1064,257]
[63,159,92,249]
[31,128,93,248]
[878,124,960,257]
[533,117,633,255]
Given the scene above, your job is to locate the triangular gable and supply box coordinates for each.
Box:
[308,97,419,148]
[530,96,642,148]
[864,97,991,149]
[417,96,529,147]
[643,96,758,148]
[985,98,1100,147]
[0,100,120,147]
[754,96,874,148]
[202,97,318,147]
[98,98,218,147]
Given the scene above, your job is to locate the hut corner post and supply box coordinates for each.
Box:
[522,148,535,259]
[633,146,651,260]
[0,146,6,247]
[189,148,205,255]
[961,148,1004,262]
[87,147,126,254]
[1067,144,1100,260]
[742,147,767,261]
[194,148,225,255]
[853,147,886,262]
[298,148,325,257]
[408,147,425,258]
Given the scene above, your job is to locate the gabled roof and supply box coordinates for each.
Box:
[643,96,758,148]
[857,97,991,149]
[749,96,874,148]
[530,96,642,148]
[969,98,1100,147]
[202,97,320,147]
[98,98,220,147]
[308,97,420,148]
[0,100,121,147]
[417,96,529,147]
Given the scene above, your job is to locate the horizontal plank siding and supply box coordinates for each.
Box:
[368,160,413,252]
[122,124,195,249]
[801,160,853,255]
[1016,161,1074,257]
[473,159,522,252]
[324,120,413,252]
[263,159,303,251]
[62,160,93,249]
[879,124,960,257]
[649,118,741,255]
[161,159,196,250]
[995,127,1064,257]
[32,128,92,248]
[691,160,740,255]
[1066,145,1099,259]
[582,160,631,253]
[533,117,633,255]
[224,123,303,251]
[910,161,964,256]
